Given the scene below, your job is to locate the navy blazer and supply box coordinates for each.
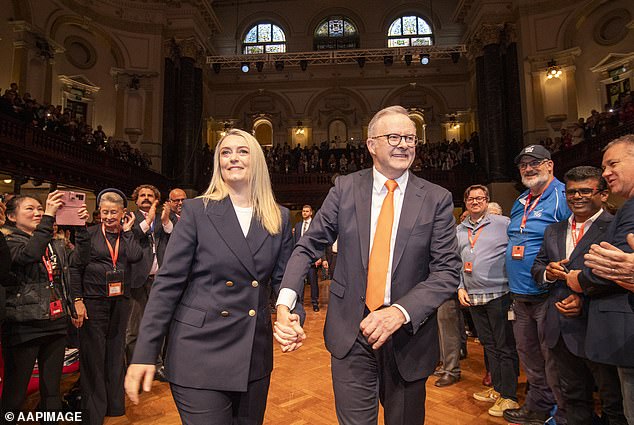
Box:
[131,197,294,391]
[129,210,170,288]
[578,197,634,367]
[531,211,613,358]
[280,169,461,381]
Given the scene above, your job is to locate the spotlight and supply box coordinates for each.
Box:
[383,55,393,66]
[241,62,250,73]
[300,60,308,71]
[404,54,412,66]
[256,61,264,72]
[357,57,365,68]
[212,63,221,74]
[420,54,430,65]
[275,60,284,71]
[451,52,460,64]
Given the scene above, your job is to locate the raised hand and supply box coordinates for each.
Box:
[44,190,65,217]
[122,212,135,232]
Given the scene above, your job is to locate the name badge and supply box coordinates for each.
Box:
[50,299,63,318]
[464,261,473,273]
[511,245,525,260]
[106,270,125,297]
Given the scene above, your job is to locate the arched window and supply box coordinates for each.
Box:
[243,22,286,54]
[314,16,359,50]
[387,15,433,47]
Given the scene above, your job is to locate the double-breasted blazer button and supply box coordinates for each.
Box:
[248,309,256,317]
[226,281,234,287]
[221,310,230,317]
[251,280,259,287]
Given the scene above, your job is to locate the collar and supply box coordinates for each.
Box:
[568,208,603,226]
[372,166,409,195]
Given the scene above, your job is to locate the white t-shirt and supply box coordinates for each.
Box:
[233,205,253,237]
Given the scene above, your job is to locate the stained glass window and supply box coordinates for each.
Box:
[387,15,433,47]
[314,16,359,50]
[242,22,286,54]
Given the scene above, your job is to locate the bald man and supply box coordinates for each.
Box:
[168,188,187,224]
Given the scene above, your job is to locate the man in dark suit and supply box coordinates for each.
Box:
[126,185,172,372]
[167,188,187,225]
[567,135,634,424]
[275,105,461,424]
[294,204,322,312]
[532,166,626,425]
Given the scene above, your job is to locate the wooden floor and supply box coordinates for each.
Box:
[39,280,527,424]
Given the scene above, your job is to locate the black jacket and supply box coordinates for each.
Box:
[3,215,89,322]
[0,232,10,322]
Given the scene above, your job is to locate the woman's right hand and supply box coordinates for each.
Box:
[44,191,65,217]
[72,300,88,328]
[125,364,156,405]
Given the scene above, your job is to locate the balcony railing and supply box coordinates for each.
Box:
[0,113,172,195]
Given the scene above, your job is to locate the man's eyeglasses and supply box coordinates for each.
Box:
[466,196,488,204]
[170,199,185,204]
[517,159,547,170]
[373,133,418,147]
[563,188,601,198]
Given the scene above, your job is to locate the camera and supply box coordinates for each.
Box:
[56,191,87,226]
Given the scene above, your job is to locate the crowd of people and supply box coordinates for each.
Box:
[1,105,633,425]
[0,83,152,169]
[540,91,634,153]
[264,134,479,175]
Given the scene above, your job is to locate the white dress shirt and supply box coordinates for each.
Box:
[277,167,411,322]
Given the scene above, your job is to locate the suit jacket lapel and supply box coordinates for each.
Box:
[354,170,373,271]
[246,216,269,260]
[392,173,426,274]
[569,211,611,264]
[205,197,258,277]
[555,221,567,261]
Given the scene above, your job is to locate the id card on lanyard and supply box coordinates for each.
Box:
[42,245,63,318]
[465,224,487,273]
[102,224,124,297]
[513,178,553,260]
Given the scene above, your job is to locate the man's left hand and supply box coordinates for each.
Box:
[360,306,406,350]
[161,203,171,225]
[555,293,583,317]
[566,270,583,293]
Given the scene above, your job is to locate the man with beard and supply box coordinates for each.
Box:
[126,185,172,379]
[503,145,571,425]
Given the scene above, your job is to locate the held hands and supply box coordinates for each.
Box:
[555,293,583,318]
[457,288,471,307]
[360,306,406,350]
[584,234,634,292]
[124,364,156,405]
[273,305,306,352]
[71,300,88,328]
[44,190,65,217]
[546,259,569,281]
[122,212,135,232]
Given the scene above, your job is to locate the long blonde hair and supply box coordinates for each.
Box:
[199,129,282,235]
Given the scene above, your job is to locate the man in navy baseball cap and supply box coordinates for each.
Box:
[514,144,551,164]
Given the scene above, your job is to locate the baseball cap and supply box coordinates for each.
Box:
[514,145,551,164]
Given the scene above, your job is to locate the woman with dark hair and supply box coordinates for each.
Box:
[1,191,89,417]
[125,129,299,425]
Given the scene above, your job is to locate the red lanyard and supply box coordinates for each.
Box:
[101,224,121,270]
[467,225,487,249]
[520,178,553,232]
[41,246,55,285]
[571,219,585,246]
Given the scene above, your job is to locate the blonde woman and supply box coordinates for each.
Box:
[125,129,297,425]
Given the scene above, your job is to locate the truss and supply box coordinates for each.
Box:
[206,45,466,70]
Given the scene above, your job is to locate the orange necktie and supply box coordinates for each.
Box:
[366,179,398,311]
